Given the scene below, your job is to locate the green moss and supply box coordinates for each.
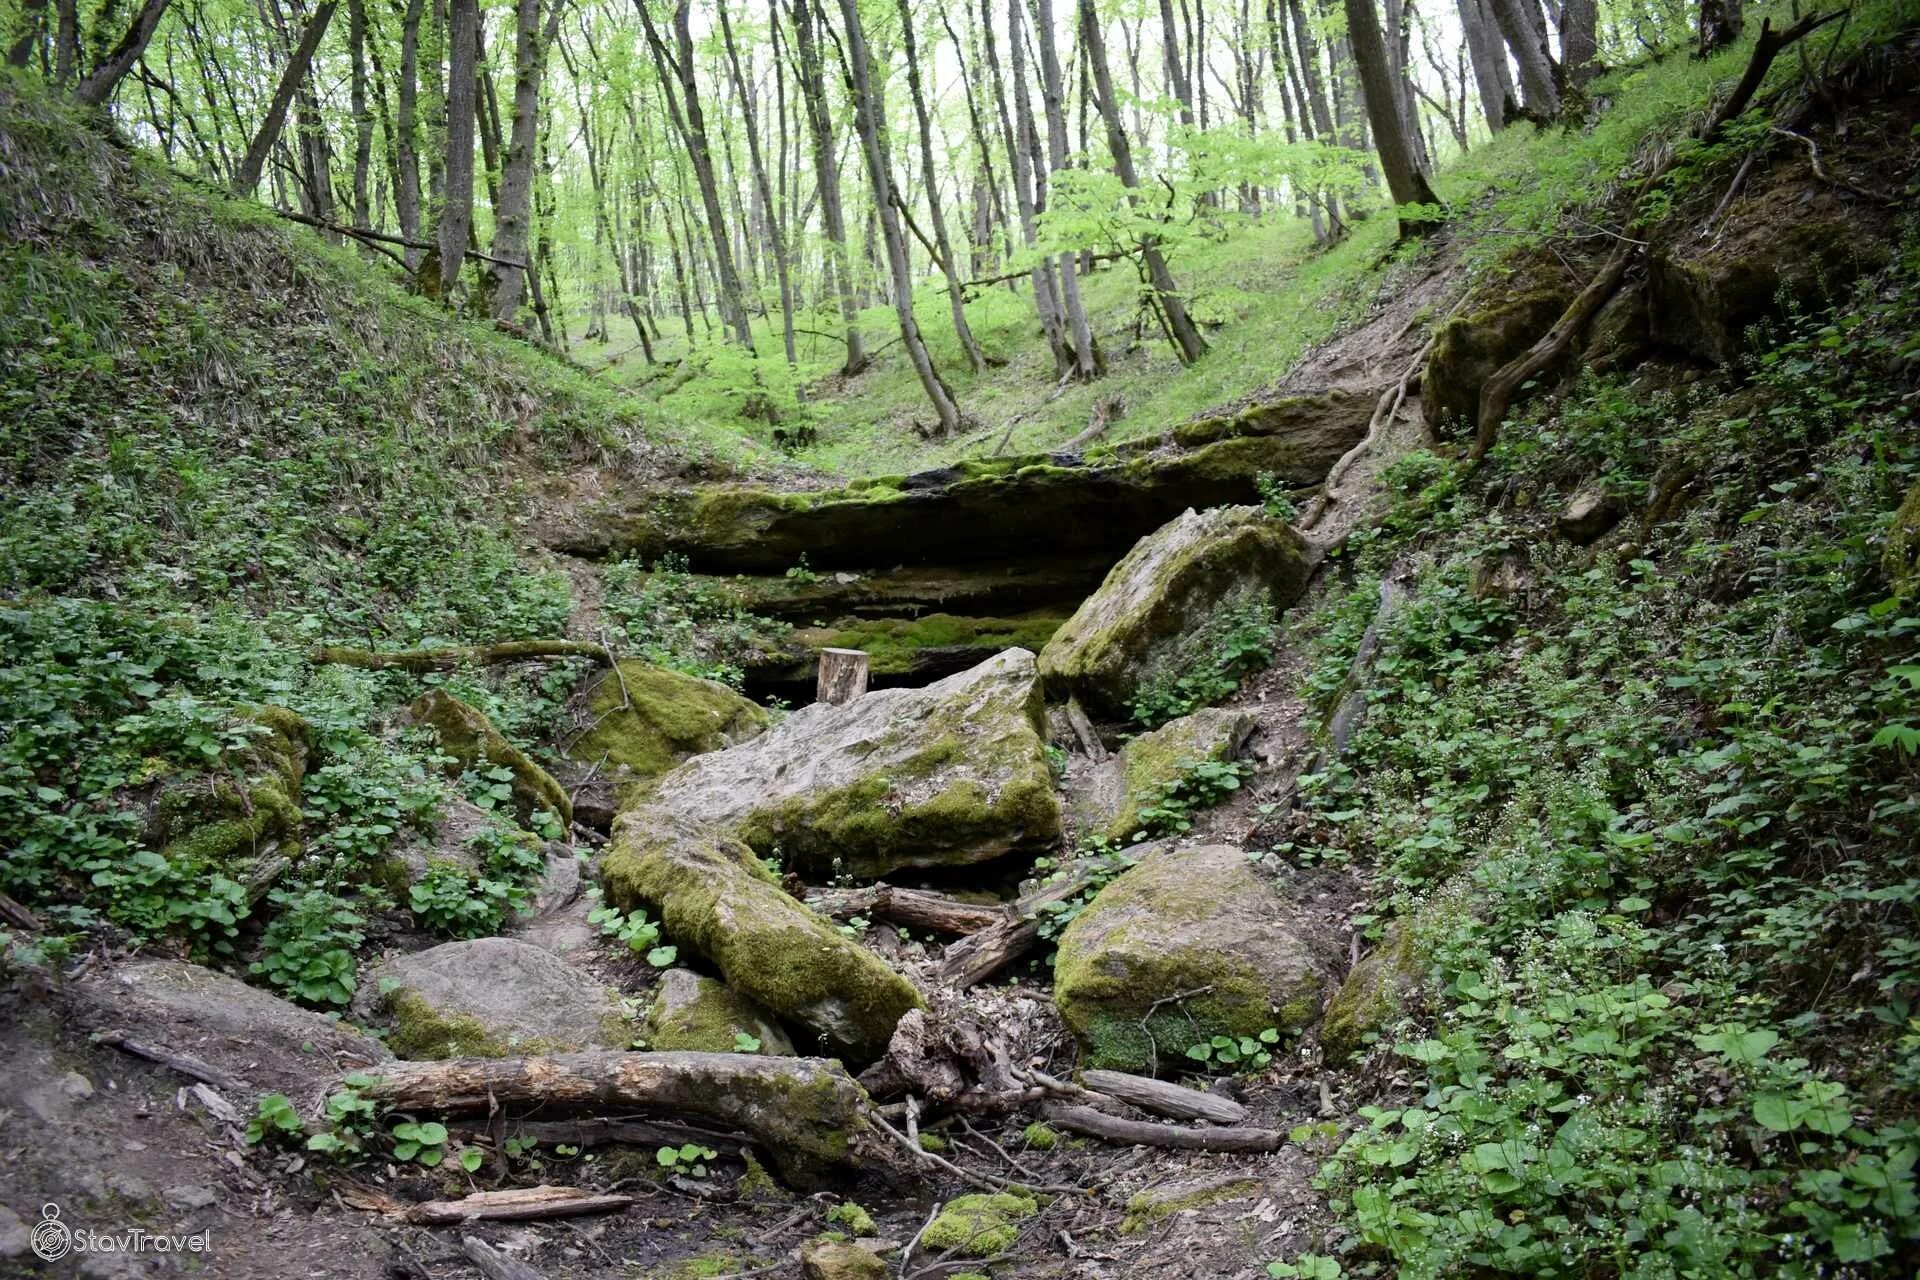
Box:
[1319,927,1421,1064]
[408,688,571,827]
[917,1132,948,1153]
[382,989,507,1059]
[1020,1122,1058,1150]
[569,660,769,779]
[1102,710,1251,842]
[825,1200,876,1235]
[769,613,1065,682]
[1120,1178,1261,1234]
[646,971,788,1054]
[1885,480,1920,597]
[1421,289,1569,433]
[153,708,311,873]
[799,1238,888,1280]
[921,1192,1038,1257]
[735,1153,786,1201]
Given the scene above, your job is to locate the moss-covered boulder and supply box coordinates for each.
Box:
[406,689,571,829]
[747,613,1066,690]
[601,808,922,1065]
[1054,845,1335,1074]
[1038,507,1306,721]
[921,1192,1039,1257]
[1882,480,1920,597]
[567,660,769,794]
[356,937,632,1059]
[1648,203,1892,365]
[1073,709,1256,843]
[1169,389,1374,451]
[144,705,310,881]
[800,1238,889,1280]
[644,649,1060,878]
[1319,925,1424,1065]
[646,968,795,1055]
[1420,289,1569,434]
[552,421,1360,573]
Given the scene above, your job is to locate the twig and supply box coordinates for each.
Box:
[873,1115,1081,1197]
[1770,125,1898,203]
[898,1200,943,1278]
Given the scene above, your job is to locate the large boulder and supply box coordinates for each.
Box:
[550,414,1362,573]
[566,660,770,794]
[643,649,1060,878]
[1071,709,1256,844]
[646,969,795,1055]
[1053,845,1336,1074]
[600,808,922,1066]
[357,937,632,1059]
[1648,198,1891,364]
[79,959,389,1095]
[1038,507,1306,721]
[1420,289,1570,434]
[406,689,571,830]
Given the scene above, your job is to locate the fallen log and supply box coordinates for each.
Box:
[92,1031,245,1092]
[486,1117,748,1156]
[370,1185,633,1226]
[1078,1070,1248,1125]
[347,1051,875,1188]
[0,890,43,931]
[462,1236,545,1280]
[1041,1103,1287,1153]
[938,861,1103,989]
[806,884,1007,936]
[313,640,609,672]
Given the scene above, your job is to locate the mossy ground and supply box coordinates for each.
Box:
[921,1192,1039,1257]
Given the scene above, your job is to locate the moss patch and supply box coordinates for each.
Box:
[1420,289,1570,434]
[1319,926,1422,1064]
[921,1192,1038,1257]
[381,989,507,1060]
[568,660,768,779]
[1120,1177,1261,1234]
[408,688,571,827]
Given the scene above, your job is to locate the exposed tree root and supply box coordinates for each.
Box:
[313,639,610,671]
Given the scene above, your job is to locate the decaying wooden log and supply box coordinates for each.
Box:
[938,860,1103,989]
[345,1185,635,1225]
[92,1031,245,1092]
[858,1008,1025,1112]
[806,884,1007,936]
[1041,1103,1288,1152]
[462,1235,546,1280]
[816,647,870,704]
[1063,697,1108,761]
[347,1051,874,1187]
[1078,1070,1249,1125]
[0,890,43,931]
[313,640,609,672]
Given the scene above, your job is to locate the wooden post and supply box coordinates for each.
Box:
[816,648,870,705]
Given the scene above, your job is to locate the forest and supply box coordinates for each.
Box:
[2,0,1919,1276]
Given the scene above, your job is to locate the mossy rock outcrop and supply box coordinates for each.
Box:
[1053,845,1336,1074]
[1319,925,1424,1065]
[1038,507,1306,721]
[1886,480,1920,597]
[747,612,1066,690]
[1648,198,1892,365]
[553,415,1361,573]
[1420,289,1570,434]
[1169,389,1373,451]
[1072,709,1256,843]
[600,808,922,1065]
[567,660,769,794]
[921,1192,1039,1257]
[672,559,1111,624]
[646,968,795,1055]
[145,704,310,880]
[643,649,1060,878]
[357,937,632,1059]
[406,688,571,829]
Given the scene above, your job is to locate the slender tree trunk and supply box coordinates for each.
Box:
[1489,0,1559,116]
[1560,0,1597,85]
[436,0,478,299]
[894,0,985,373]
[73,0,171,106]
[717,0,796,364]
[7,0,48,69]
[348,0,372,227]
[1698,0,1742,56]
[784,0,865,374]
[1078,0,1208,364]
[394,0,424,261]
[1457,0,1512,130]
[835,0,964,436]
[232,0,337,195]
[1343,0,1441,233]
[1157,0,1195,125]
[940,6,1007,275]
[491,0,558,323]
[1002,0,1072,376]
[1034,0,1100,379]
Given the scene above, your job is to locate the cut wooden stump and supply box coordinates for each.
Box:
[816,647,870,705]
[347,1051,875,1187]
[1079,1069,1249,1125]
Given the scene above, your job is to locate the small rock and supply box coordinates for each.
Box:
[357,937,632,1059]
[163,1184,218,1212]
[0,1205,29,1259]
[801,1236,888,1280]
[646,969,794,1055]
[1556,487,1621,545]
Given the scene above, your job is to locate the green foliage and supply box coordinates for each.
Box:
[244,1093,304,1147]
[1133,757,1252,838]
[601,554,789,688]
[390,1120,450,1167]
[1185,1026,1280,1073]
[1030,842,1138,943]
[1298,261,1920,1277]
[656,1142,719,1178]
[1255,470,1300,523]
[407,823,546,938]
[250,888,364,1007]
[587,893,677,967]
[1130,597,1278,727]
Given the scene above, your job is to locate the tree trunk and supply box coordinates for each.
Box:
[1488,0,1560,116]
[491,0,559,323]
[717,0,797,365]
[895,0,987,373]
[784,0,866,374]
[231,0,337,195]
[1343,0,1441,232]
[395,0,424,262]
[1698,0,1743,56]
[1000,0,1073,377]
[1034,0,1102,380]
[435,0,478,300]
[1078,0,1208,365]
[1560,0,1598,86]
[347,0,372,227]
[1457,0,1513,130]
[72,0,170,106]
[1157,0,1195,126]
[835,0,965,436]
